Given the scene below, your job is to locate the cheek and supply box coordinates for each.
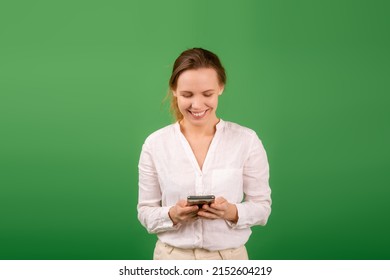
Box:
[206,98,218,108]
[177,99,190,110]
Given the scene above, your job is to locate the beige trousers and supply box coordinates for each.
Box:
[153,240,249,260]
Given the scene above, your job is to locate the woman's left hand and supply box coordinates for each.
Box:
[197,196,238,223]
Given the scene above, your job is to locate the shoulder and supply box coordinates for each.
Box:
[143,123,177,146]
[220,120,265,151]
[221,120,267,157]
[221,120,258,139]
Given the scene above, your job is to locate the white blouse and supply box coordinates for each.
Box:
[137,119,271,251]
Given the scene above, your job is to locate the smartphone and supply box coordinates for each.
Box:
[187,195,215,208]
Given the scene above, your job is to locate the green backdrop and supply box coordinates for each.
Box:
[1,0,389,260]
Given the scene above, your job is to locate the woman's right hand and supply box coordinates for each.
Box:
[168,199,199,225]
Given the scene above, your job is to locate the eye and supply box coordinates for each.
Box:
[203,93,213,97]
[181,93,192,98]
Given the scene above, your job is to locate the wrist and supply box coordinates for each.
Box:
[168,207,178,225]
[226,203,238,223]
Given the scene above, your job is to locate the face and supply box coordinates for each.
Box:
[173,68,224,128]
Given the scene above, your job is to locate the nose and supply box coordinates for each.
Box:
[191,95,204,109]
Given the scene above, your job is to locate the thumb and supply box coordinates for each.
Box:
[177,199,187,207]
[215,196,226,204]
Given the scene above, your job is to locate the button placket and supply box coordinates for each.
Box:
[195,173,204,194]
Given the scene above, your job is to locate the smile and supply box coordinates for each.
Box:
[189,110,208,118]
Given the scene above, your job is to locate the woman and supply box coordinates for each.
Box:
[137,48,271,260]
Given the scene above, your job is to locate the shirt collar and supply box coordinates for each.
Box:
[216,118,225,130]
[174,118,225,132]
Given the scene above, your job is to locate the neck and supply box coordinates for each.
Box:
[180,117,220,138]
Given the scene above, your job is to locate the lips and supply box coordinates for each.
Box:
[188,109,208,119]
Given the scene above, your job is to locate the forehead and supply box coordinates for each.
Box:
[177,68,220,90]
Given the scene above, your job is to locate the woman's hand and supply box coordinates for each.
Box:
[197,197,238,223]
[168,199,199,225]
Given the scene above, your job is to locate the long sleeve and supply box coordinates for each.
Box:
[137,140,180,234]
[136,121,271,251]
[230,134,272,229]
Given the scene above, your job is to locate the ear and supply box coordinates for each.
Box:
[219,85,224,95]
[172,90,177,97]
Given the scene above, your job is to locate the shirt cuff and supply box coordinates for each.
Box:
[225,203,246,229]
[160,206,182,231]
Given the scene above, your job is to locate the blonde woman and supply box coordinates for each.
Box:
[137,48,271,260]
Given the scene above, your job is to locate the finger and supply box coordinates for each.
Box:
[191,213,199,220]
[212,199,230,210]
[208,203,225,210]
[177,199,188,207]
[215,197,227,204]
[178,212,198,223]
[189,211,199,217]
[199,206,223,217]
[186,205,199,213]
[182,213,200,223]
[179,205,199,214]
[202,204,214,212]
[197,210,220,219]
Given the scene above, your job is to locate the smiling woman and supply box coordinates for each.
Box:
[173,68,222,126]
[137,48,272,260]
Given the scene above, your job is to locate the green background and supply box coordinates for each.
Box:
[1,0,389,259]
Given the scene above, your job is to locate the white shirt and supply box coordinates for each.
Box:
[137,119,271,251]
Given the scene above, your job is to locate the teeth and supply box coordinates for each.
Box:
[191,111,206,117]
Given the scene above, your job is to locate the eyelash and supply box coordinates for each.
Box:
[182,94,213,98]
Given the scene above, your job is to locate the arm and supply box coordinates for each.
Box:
[137,141,199,233]
[232,134,272,229]
[137,141,178,234]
